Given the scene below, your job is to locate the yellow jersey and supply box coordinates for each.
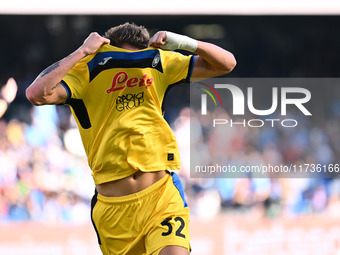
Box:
[61,44,194,185]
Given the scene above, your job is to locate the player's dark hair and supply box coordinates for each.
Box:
[104,22,150,49]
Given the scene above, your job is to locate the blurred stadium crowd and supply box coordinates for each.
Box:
[1,15,340,223]
[176,105,340,220]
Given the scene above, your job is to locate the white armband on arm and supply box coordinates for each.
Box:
[160,31,198,52]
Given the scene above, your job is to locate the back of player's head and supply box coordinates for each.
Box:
[104,22,150,49]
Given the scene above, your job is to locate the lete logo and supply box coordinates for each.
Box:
[106,71,153,94]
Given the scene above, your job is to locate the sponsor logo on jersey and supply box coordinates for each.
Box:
[106,71,153,94]
[98,57,113,66]
[116,92,144,112]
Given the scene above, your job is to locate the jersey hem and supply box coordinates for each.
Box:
[93,168,180,185]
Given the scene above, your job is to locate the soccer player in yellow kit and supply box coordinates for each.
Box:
[26,23,236,255]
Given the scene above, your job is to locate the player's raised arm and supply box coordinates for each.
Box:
[26,32,110,106]
[191,40,236,79]
[149,31,236,79]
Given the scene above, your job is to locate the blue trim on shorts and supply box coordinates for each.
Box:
[169,172,188,208]
[90,189,101,245]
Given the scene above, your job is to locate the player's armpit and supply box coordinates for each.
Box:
[50,82,69,105]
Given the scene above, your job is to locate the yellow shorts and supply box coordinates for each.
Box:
[90,171,191,255]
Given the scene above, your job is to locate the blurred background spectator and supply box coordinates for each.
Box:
[0,78,17,118]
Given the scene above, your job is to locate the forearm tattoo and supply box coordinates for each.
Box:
[38,53,72,78]
[51,83,59,90]
[38,60,61,78]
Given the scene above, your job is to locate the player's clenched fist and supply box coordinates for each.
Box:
[149,31,167,49]
[149,31,197,52]
[80,32,111,56]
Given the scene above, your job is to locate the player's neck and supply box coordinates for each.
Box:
[121,44,140,51]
